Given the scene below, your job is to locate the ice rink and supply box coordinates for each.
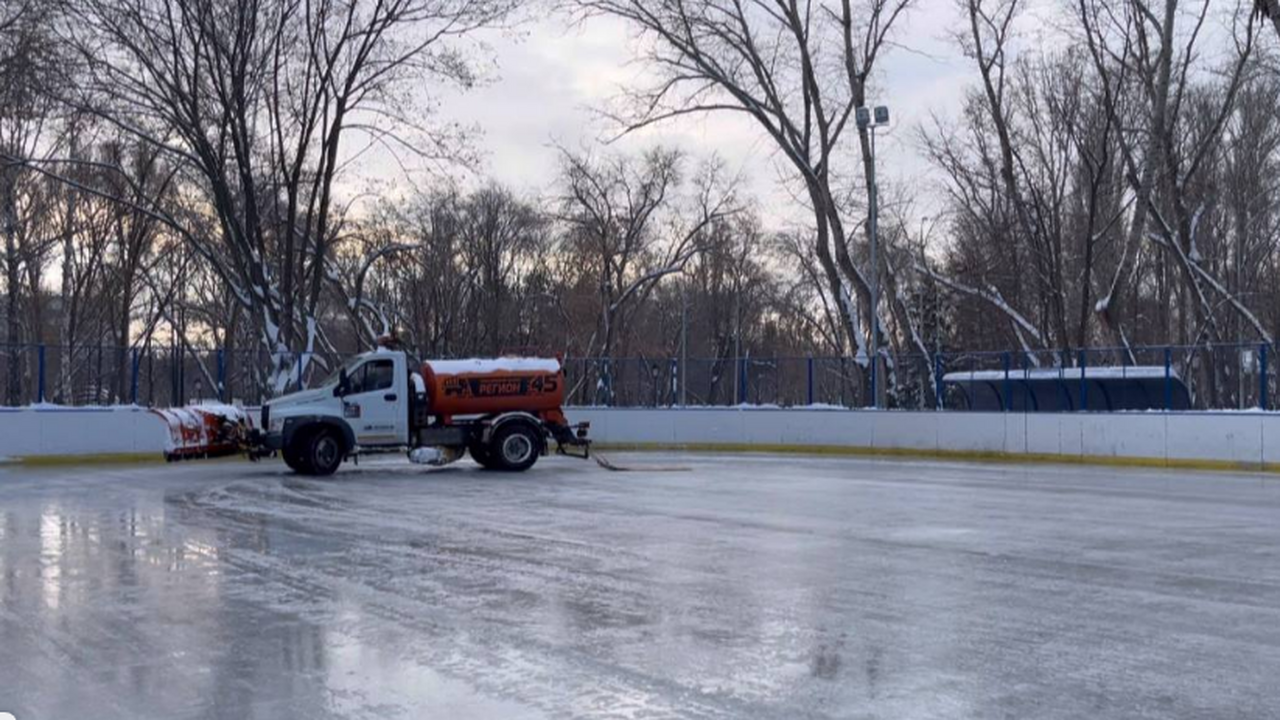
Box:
[2,452,1279,719]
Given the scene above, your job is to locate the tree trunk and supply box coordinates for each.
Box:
[1096,0,1177,360]
[3,173,20,406]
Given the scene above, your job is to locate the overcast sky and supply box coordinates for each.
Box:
[419,1,1063,229]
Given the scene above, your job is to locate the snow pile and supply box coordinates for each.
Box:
[408,446,463,467]
[409,447,443,464]
[426,358,560,375]
[21,402,148,411]
[192,401,250,418]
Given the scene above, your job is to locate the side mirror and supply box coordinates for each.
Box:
[334,367,349,397]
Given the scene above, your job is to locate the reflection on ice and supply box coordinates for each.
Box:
[40,508,64,611]
[324,621,546,720]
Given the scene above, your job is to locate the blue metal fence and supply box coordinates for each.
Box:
[0,344,330,408]
[0,341,1274,411]
[561,343,1276,412]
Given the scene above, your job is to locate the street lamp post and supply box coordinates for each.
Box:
[857,105,890,408]
[680,281,688,407]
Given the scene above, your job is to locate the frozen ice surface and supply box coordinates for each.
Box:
[2,455,1280,718]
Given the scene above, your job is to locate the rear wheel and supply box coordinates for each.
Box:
[469,443,499,470]
[305,428,344,476]
[490,423,541,472]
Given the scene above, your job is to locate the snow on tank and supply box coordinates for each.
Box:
[420,357,565,418]
[425,357,561,375]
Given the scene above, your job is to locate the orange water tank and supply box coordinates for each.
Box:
[421,358,565,417]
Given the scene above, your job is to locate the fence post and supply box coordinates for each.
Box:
[1260,344,1269,411]
[737,357,748,406]
[807,357,814,406]
[1078,350,1088,412]
[773,357,779,406]
[37,345,46,404]
[130,349,140,405]
[217,349,226,403]
[296,351,304,390]
[1059,350,1070,410]
[651,362,660,407]
[870,351,878,410]
[1164,347,1172,411]
[1022,352,1031,411]
[670,358,678,407]
[934,354,944,410]
[600,358,611,407]
[1002,351,1012,412]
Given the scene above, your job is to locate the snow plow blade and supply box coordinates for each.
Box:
[152,405,253,461]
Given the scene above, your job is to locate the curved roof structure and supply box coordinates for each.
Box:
[942,366,1192,411]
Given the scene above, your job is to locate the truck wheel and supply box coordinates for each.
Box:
[305,428,344,476]
[282,448,312,474]
[490,423,540,472]
[469,443,499,470]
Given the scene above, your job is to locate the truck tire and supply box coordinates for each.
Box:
[282,448,312,474]
[305,427,344,476]
[468,443,499,470]
[489,423,540,472]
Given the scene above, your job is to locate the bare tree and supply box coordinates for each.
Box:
[0,6,64,403]
[1078,0,1263,361]
[558,147,736,386]
[570,0,918,400]
[33,0,519,393]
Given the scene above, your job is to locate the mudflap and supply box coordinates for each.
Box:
[556,441,591,460]
[551,421,592,461]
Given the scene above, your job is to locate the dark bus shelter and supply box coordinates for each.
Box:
[943,367,1192,412]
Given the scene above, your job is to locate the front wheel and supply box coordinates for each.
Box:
[305,428,345,476]
[489,424,541,472]
[282,447,312,474]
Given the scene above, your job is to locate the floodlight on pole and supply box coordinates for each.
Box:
[857,105,890,408]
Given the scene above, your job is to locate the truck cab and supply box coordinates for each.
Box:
[256,349,587,476]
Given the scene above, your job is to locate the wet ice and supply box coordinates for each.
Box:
[2,455,1279,718]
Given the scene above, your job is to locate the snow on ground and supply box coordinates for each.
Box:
[2,455,1280,719]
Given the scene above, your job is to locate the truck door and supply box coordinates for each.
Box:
[342,356,407,446]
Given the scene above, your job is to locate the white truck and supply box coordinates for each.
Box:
[165,348,590,476]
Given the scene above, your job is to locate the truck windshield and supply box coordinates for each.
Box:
[319,356,365,388]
